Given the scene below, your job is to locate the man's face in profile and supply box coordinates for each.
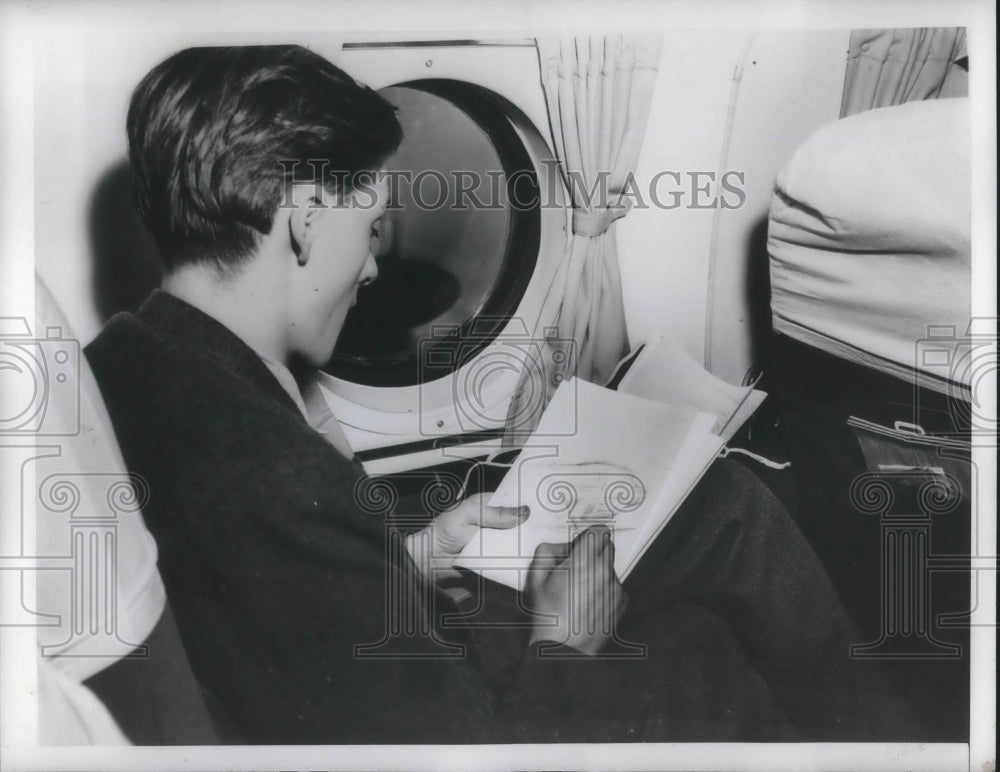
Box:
[287,174,390,367]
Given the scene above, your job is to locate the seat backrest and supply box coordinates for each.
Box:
[34,275,166,677]
[33,276,222,744]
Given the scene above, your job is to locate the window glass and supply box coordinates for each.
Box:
[326,81,539,387]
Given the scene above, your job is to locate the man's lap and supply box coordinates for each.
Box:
[449,458,910,740]
[441,459,803,740]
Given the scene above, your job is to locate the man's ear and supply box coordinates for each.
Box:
[287,193,324,266]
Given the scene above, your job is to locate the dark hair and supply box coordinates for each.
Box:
[126,45,403,272]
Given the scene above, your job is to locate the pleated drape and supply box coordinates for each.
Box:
[503,35,662,444]
[840,28,967,117]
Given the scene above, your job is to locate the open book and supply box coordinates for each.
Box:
[610,332,767,443]
[453,334,766,591]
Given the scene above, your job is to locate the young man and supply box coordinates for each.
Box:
[86,45,911,744]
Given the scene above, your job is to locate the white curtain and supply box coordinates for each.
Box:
[503,35,662,444]
[840,28,967,118]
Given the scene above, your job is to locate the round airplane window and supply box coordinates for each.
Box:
[324,80,540,387]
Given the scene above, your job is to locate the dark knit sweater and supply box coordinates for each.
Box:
[85,291,548,743]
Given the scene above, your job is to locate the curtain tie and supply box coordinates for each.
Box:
[571,201,632,237]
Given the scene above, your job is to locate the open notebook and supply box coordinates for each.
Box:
[453,335,766,591]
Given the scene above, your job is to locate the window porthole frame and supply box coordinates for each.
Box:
[323,78,542,389]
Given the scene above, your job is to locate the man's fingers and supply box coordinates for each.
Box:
[598,526,615,560]
[569,526,620,593]
[570,525,613,565]
[530,540,569,569]
[536,540,570,560]
[478,504,529,530]
[572,524,612,547]
[456,492,489,513]
[525,541,564,598]
[457,494,527,529]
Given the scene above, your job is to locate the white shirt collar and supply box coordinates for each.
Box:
[256,353,310,422]
[255,352,356,461]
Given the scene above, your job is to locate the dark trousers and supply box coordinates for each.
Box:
[450,459,914,742]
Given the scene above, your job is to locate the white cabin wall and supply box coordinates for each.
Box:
[618,29,849,382]
[617,31,747,374]
[34,30,115,346]
[707,30,849,384]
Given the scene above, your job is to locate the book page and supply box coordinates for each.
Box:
[619,428,725,578]
[453,378,715,591]
[617,333,766,442]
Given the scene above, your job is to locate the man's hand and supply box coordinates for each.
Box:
[405,493,527,582]
[524,525,628,656]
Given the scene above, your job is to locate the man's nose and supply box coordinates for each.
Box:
[359,253,378,286]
